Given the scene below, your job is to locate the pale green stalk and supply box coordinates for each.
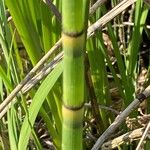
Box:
[62,0,89,149]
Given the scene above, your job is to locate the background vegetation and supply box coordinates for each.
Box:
[0,0,150,149]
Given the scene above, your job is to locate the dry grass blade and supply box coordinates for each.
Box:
[101,128,145,150]
[88,0,136,37]
[92,85,150,150]
[0,39,62,114]
[43,0,61,22]
[89,0,107,15]
[136,121,150,150]
[0,0,136,118]
[22,52,63,93]
[85,103,119,115]
[144,0,150,7]
[114,22,150,29]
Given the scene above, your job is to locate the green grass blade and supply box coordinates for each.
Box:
[40,107,61,149]
[5,0,42,65]
[7,109,18,150]
[18,62,62,150]
[31,129,42,150]
[126,0,148,91]
[0,66,12,90]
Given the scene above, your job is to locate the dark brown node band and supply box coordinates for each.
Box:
[136,93,146,103]
[63,101,84,111]
[62,29,84,37]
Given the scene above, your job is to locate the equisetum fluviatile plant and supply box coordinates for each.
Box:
[62,0,89,149]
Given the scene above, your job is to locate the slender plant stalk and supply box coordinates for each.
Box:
[62,0,89,149]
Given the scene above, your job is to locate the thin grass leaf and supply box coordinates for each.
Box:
[86,37,108,130]
[18,62,62,150]
[126,0,148,92]
[0,66,12,91]
[40,107,61,149]
[46,92,62,135]
[30,129,42,150]
[7,109,18,150]
[5,0,42,65]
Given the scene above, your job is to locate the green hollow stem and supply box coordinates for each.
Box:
[62,0,89,149]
